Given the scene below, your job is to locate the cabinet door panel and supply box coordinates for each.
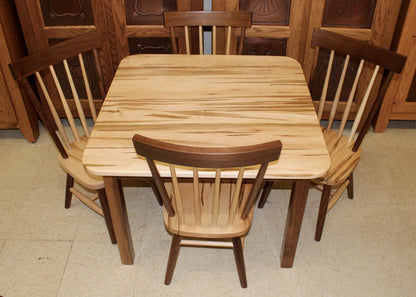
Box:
[125,0,176,25]
[40,0,94,26]
[322,0,375,28]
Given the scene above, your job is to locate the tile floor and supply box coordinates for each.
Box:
[0,121,415,297]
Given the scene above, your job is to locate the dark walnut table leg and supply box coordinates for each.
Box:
[280,180,309,268]
[103,176,135,264]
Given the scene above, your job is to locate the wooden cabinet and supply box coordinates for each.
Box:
[374,0,416,132]
[0,0,38,142]
[13,0,403,128]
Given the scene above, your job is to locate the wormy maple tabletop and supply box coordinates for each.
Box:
[83,54,329,180]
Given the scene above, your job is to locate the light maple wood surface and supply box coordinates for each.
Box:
[83,54,330,180]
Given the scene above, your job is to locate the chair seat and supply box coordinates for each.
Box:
[318,130,361,186]
[163,181,254,238]
[58,135,104,190]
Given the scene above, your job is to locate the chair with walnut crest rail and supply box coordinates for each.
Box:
[163,11,252,55]
[9,31,116,244]
[258,28,406,241]
[132,134,282,287]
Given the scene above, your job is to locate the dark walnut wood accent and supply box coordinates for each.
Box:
[0,0,38,142]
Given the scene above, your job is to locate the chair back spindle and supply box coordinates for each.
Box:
[311,28,406,149]
[164,11,252,55]
[79,53,97,121]
[10,31,105,155]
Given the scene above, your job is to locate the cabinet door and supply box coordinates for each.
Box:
[0,69,17,129]
[374,0,416,132]
[110,0,202,58]
[0,0,38,142]
[214,0,309,60]
[0,16,17,129]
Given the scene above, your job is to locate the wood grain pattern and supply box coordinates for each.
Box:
[83,54,330,181]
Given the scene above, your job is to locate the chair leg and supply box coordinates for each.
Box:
[257,181,274,209]
[347,173,354,199]
[65,174,74,209]
[165,235,182,285]
[315,184,332,241]
[232,237,247,288]
[97,189,117,244]
[149,179,163,206]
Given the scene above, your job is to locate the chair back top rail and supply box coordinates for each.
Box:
[9,31,105,156]
[132,134,281,169]
[133,134,282,224]
[163,11,252,27]
[311,28,406,73]
[310,28,407,151]
[164,11,251,55]
[10,30,103,80]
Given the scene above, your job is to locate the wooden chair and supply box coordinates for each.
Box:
[163,11,252,55]
[9,31,116,244]
[258,29,406,241]
[132,134,282,287]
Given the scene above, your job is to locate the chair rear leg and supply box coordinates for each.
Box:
[97,189,117,244]
[149,179,163,206]
[65,174,74,209]
[257,181,274,208]
[315,185,332,241]
[165,235,182,285]
[347,173,354,199]
[232,237,247,288]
